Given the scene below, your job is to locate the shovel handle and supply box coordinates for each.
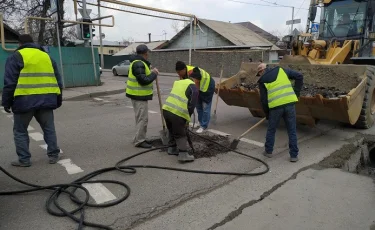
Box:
[155,77,166,130]
[214,65,224,111]
[238,118,266,139]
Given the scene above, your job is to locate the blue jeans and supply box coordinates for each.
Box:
[13,109,60,163]
[196,99,212,129]
[265,104,299,158]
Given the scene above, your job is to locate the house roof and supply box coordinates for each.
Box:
[113,41,167,56]
[234,21,279,43]
[163,18,280,50]
[3,23,20,42]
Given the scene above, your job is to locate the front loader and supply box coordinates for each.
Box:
[216,0,375,129]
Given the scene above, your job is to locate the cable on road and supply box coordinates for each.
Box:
[0,125,270,230]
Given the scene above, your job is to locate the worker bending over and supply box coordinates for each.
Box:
[175,61,215,133]
[162,69,198,162]
[256,63,304,162]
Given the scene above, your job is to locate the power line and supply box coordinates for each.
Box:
[227,0,309,10]
[226,0,282,7]
[294,0,307,17]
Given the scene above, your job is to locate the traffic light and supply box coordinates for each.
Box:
[81,18,92,40]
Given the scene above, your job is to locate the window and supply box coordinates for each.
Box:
[109,49,114,54]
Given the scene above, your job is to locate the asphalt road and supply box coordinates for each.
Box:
[0,72,373,230]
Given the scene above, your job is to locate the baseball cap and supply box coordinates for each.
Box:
[256,63,267,76]
[136,44,150,54]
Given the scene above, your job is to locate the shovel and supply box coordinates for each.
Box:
[211,65,224,125]
[155,77,169,145]
[230,118,266,150]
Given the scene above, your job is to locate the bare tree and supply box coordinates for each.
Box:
[171,21,182,33]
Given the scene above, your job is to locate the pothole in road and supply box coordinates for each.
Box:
[150,133,231,159]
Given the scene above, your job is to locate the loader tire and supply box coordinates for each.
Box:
[354,66,375,129]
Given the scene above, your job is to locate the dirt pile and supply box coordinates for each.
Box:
[150,133,230,159]
[231,83,348,98]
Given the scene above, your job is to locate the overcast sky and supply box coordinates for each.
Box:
[65,0,320,42]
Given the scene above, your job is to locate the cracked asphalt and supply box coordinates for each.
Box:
[1,73,375,230]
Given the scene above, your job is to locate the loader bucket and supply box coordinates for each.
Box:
[216,62,373,128]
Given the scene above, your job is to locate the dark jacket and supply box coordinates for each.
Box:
[125,55,157,101]
[257,66,303,117]
[189,67,215,104]
[1,43,63,114]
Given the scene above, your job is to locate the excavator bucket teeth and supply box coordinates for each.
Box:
[216,62,375,129]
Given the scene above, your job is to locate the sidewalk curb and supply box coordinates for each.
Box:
[63,89,124,101]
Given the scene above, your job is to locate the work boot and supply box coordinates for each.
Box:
[49,156,60,164]
[263,152,273,158]
[11,160,31,167]
[178,151,195,162]
[136,142,152,149]
[167,146,179,155]
[290,156,299,162]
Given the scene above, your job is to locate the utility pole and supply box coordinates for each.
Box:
[98,0,104,69]
[82,0,89,47]
[291,6,294,35]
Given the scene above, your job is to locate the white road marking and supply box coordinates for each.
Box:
[93,97,104,101]
[207,129,231,136]
[103,100,111,103]
[1,110,6,114]
[6,115,12,118]
[82,183,117,204]
[148,110,158,114]
[126,106,133,109]
[27,126,34,131]
[239,138,265,147]
[29,132,44,141]
[40,144,64,153]
[58,159,84,174]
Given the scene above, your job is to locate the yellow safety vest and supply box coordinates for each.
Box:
[186,65,210,92]
[264,67,298,109]
[14,48,61,97]
[162,79,195,121]
[126,60,153,97]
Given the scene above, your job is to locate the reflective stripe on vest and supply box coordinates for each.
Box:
[264,67,298,109]
[125,60,153,96]
[186,65,210,92]
[14,48,60,97]
[162,79,195,121]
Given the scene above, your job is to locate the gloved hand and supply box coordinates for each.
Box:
[4,107,11,113]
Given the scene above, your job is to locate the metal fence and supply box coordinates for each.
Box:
[0,44,100,91]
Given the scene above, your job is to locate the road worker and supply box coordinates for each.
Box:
[256,63,304,162]
[126,44,159,149]
[162,68,198,162]
[1,34,63,167]
[175,61,215,133]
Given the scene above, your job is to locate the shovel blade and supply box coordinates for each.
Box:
[160,129,169,146]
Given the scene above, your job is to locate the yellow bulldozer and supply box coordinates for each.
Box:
[216,0,375,129]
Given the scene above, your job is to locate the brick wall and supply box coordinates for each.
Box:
[149,50,269,78]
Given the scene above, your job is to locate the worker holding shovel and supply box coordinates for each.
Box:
[162,69,198,162]
[175,61,215,133]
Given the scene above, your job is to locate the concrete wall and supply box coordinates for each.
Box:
[149,50,269,77]
[167,23,232,49]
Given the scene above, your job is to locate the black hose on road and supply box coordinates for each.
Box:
[0,131,270,230]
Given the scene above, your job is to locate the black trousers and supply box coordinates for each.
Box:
[162,109,188,151]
